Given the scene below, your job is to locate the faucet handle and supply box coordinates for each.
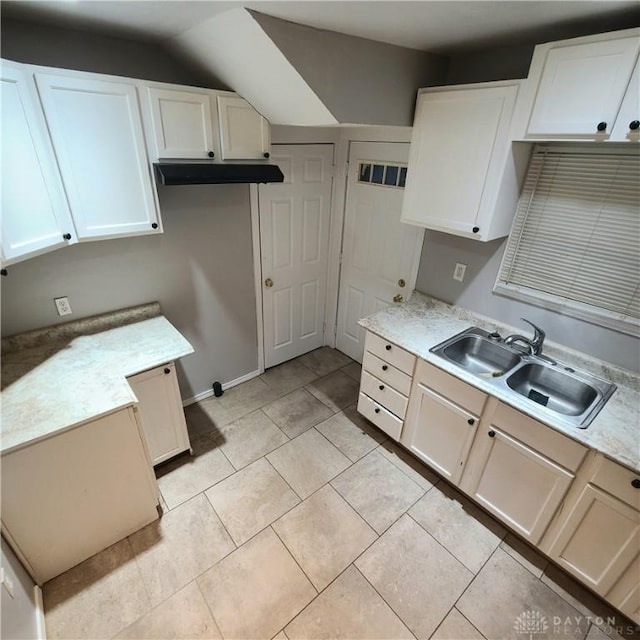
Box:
[520,318,545,345]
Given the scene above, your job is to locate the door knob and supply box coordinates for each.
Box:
[393,294,403,303]
[398,279,406,288]
[264,278,274,288]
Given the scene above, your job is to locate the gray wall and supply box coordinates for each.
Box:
[1,537,39,640]
[415,232,640,372]
[1,185,258,399]
[251,11,448,126]
[0,17,226,88]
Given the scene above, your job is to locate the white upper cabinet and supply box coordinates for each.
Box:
[35,73,160,241]
[147,87,218,160]
[610,58,640,142]
[400,81,523,241]
[523,30,640,139]
[1,61,76,265]
[217,95,270,160]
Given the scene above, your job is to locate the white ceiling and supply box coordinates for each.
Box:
[2,0,639,53]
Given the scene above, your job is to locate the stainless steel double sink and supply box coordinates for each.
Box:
[430,327,617,429]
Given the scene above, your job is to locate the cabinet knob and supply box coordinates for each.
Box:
[472,226,480,233]
[151,223,158,229]
[63,233,72,241]
[596,121,607,132]
[164,367,171,374]
[385,344,392,351]
[263,152,270,158]
[467,418,475,425]
[379,385,385,391]
[630,120,640,131]
[374,407,380,414]
[208,151,215,158]
[382,365,388,371]
[632,479,640,489]
[488,430,496,438]
[0,269,7,277]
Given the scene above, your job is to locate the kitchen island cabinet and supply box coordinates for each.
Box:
[0,302,194,584]
[2,406,158,585]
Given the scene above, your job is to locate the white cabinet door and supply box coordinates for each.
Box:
[547,483,640,596]
[545,456,640,601]
[35,73,160,240]
[400,82,519,240]
[526,36,640,138]
[607,555,640,624]
[217,95,270,160]
[461,425,573,544]
[1,61,76,264]
[128,363,191,465]
[147,87,217,160]
[610,59,640,142]
[401,382,479,485]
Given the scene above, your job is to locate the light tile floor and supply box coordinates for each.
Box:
[43,347,640,640]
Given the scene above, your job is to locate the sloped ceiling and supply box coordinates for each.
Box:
[173,8,339,126]
[172,8,447,126]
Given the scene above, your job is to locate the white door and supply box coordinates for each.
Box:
[336,142,424,362]
[259,144,333,368]
[35,73,160,240]
[1,61,76,264]
[217,95,270,160]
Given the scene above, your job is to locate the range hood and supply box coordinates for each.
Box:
[154,163,285,186]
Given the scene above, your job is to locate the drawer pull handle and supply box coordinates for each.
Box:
[164,367,171,374]
[488,430,496,438]
[596,121,607,132]
[385,344,392,351]
[379,385,384,391]
[467,418,475,425]
[382,365,388,371]
[632,479,640,489]
[374,407,380,414]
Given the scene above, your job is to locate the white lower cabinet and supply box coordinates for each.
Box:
[357,332,416,440]
[1,407,158,584]
[460,401,587,545]
[401,360,487,485]
[128,362,191,465]
[542,455,640,616]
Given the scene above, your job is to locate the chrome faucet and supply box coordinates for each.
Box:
[504,318,545,356]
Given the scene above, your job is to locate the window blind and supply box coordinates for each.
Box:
[497,146,640,332]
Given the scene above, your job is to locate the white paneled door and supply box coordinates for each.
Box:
[259,144,334,368]
[336,142,424,362]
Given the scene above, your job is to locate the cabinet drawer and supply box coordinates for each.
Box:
[365,332,416,375]
[592,457,640,511]
[416,359,487,416]
[357,392,403,441]
[361,370,408,419]
[362,351,412,395]
[492,402,587,473]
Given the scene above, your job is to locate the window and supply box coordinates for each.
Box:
[495,145,640,336]
[358,162,407,189]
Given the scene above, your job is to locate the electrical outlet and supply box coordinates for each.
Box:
[54,296,72,316]
[453,263,467,282]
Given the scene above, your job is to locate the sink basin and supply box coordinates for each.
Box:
[430,326,617,429]
[442,335,521,376]
[506,363,599,416]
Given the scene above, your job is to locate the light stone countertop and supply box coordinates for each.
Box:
[359,292,640,473]
[1,303,194,455]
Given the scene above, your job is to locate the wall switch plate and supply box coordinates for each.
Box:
[453,263,467,282]
[54,297,72,316]
[0,568,15,599]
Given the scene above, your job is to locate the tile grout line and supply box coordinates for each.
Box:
[193,577,225,639]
